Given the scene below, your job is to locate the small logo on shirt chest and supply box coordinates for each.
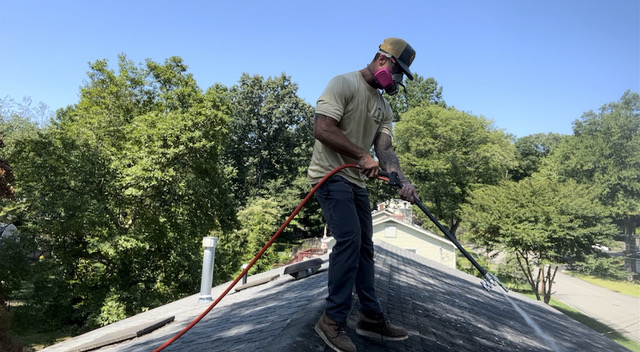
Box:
[372,106,383,125]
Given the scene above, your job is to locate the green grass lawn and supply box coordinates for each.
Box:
[570,274,640,298]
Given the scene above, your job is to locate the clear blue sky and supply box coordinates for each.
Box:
[1,0,638,138]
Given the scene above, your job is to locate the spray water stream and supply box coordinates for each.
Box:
[499,290,562,352]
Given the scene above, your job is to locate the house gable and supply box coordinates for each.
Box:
[372,216,456,268]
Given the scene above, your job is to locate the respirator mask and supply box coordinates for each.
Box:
[370,53,406,96]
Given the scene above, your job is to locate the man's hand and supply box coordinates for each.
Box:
[358,154,379,178]
[397,181,419,204]
[379,170,420,204]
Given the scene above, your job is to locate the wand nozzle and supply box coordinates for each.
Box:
[377,169,509,294]
[482,273,509,293]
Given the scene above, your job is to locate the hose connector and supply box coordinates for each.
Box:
[378,169,403,187]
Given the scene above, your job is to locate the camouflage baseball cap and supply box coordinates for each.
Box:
[379,37,416,80]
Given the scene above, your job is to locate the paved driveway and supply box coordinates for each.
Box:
[552,269,640,344]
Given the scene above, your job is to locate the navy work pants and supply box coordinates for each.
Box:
[315,175,382,323]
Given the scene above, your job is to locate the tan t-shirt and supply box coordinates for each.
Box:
[308,71,394,188]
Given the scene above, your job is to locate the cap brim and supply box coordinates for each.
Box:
[397,61,413,80]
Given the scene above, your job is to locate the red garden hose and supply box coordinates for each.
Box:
[152,163,358,351]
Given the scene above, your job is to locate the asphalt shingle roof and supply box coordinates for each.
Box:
[41,241,631,352]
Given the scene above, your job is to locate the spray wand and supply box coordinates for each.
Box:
[377,170,508,293]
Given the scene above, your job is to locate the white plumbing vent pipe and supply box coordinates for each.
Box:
[198,236,218,304]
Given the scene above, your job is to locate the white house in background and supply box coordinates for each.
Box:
[0,223,17,238]
[372,199,456,269]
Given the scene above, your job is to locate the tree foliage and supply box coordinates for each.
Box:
[0,234,28,304]
[461,175,617,295]
[258,173,325,243]
[1,55,237,329]
[573,254,628,280]
[511,133,565,181]
[0,98,45,202]
[394,105,516,235]
[385,74,446,121]
[236,197,280,274]
[225,73,315,204]
[546,90,640,258]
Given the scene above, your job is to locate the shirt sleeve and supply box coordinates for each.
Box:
[377,100,394,137]
[315,75,353,122]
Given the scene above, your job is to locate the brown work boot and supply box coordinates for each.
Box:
[314,312,356,352]
[355,311,408,341]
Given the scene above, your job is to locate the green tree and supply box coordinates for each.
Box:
[2,55,238,329]
[259,172,325,244]
[394,105,516,235]
[546,91,640,266]
[6,128,117,327]
[0,97,44,140]
[461,175,617,300]
[0,98,43,201]
[385,74,446,121]
[225,73,315,203]
[511,133,565,181]
[236,198,280,274]
[0,232,28,305]
[210,228,246,286]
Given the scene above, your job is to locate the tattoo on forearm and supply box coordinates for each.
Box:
[375,133,408,183]
[378,151,400,170]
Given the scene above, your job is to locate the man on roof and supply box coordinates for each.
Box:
[308,37,420,352]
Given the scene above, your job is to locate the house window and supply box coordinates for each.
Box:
[384,225,397,238]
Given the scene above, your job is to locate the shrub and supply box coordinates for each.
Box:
[575,254,627,280]
[456,249,490,279]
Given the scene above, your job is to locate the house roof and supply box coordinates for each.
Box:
[41,241,629,352]
[372,209,403,222]
[373,214,455,249]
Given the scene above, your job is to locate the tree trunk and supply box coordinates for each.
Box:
[450,219,459,238]
[256,155,265,191]
[541,265,558,304]
[624,216,637,272]
[516,251,540,301]
[538,267,544,297]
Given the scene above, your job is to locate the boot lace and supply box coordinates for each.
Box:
[333,321,349,337]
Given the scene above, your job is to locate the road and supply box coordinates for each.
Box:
[552,269,640,344]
